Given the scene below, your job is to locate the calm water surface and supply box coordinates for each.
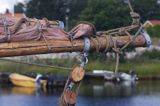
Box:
[0,80,160,106]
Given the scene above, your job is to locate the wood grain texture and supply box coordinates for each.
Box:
[0,35,146,57]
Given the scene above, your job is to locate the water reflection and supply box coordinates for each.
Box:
[77,81,160,106]
[0,84,64,96]
[11,87,36,95]
[0,81,160,106]
[79,81,136,97]
[136,81,160,96]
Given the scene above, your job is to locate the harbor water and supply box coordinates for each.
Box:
[0,80,160,106]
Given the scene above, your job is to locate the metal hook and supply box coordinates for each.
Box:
[84,57,88,64]
[79,53,88,67]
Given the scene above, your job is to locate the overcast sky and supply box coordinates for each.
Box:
[0,0,25,13]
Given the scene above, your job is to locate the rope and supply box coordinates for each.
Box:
[98,25,138,35]
[95,36,102,52]
[43,18,59,27]
[115,51,119,74]
[132,24,143,40]
[120,30,133,51]
[0,58,72,70]
[112,40,120,74]
[10,17,29,34]
[127,0,134,12]
[104,35,109,53]
[90,35,114,53]
[90,37,99,53]
[2,17,11,42]
[37,22,52,51]
[120,24,143,51]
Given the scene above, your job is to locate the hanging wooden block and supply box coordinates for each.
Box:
[70,67,85,83]
[63,89,76,105]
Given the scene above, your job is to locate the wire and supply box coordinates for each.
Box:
[0,58,72,71]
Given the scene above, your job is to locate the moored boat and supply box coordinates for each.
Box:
[86,70,138,82]
[9,73,47,88]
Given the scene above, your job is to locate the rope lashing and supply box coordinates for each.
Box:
[120,25,144,51]
[90,35,103,53]
[90,35,114,53]
[127,0,141,26]
[103,0,142,74]
[10,17,29,34]
[111,0,140,71]
[95,36,102,53]
[2,17,11,42]
[120,30,133,51]
[104,35,110,53]
[97,25,138,35]
[90,37,99,53]
[67,32,74,53]
[37,21,52,51]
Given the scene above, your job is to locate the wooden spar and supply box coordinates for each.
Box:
[0,35,147,57]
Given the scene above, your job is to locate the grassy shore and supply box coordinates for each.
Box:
[0,55,160,78]
[86,60,160,78]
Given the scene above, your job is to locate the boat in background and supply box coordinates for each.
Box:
[9,73,47,88]
[86,70,138,82]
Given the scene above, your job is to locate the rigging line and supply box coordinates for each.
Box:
[127,0,134,12]
[113,40,120,74]
[0,58,72,71]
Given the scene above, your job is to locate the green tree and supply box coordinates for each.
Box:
[14,2,24,13]
[25,0,87,26]
[133,0,160,21]
[79,0,131,30]
[5,9,10,13]
[67,0,88,26]
[26,0,66,21]
[147,25,160,38]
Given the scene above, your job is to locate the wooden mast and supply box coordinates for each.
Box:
[0,34,148,57]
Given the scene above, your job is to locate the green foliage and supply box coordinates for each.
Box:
[26,0,66,20]
[25,0,160,30]
[133,0,160,21]
[5,9,10,14]
[141,49,160,60]
[14,2,24,13]
[67,0,88,27]
[25,0,87,27]
[1,51,160,77]
[79,0,131,30]
[147,25,160,38]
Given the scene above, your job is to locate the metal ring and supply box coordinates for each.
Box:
[83,36,90,53]
[85,57,88,64]
[141,29,152,47]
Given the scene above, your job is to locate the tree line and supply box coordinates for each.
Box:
[14,0,160,30]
